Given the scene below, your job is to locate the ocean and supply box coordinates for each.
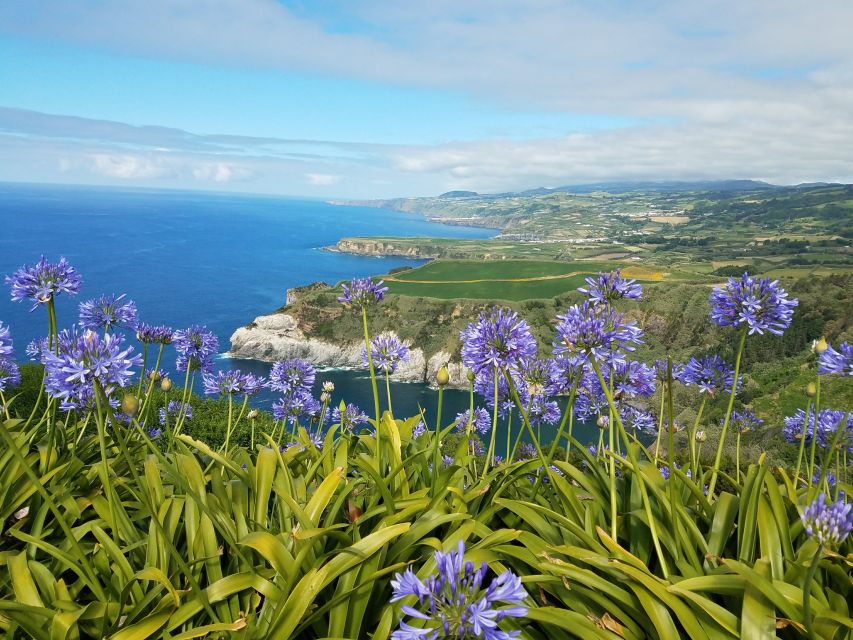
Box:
[0,182,597,448]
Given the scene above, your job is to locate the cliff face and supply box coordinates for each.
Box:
[229,312,470,387]
[329,239,439,258]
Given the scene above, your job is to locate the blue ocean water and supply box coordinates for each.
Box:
[0,182,598,449]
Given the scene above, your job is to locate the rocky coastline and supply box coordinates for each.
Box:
[228,312,470,388]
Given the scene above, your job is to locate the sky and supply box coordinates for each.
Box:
[1,1,852,198]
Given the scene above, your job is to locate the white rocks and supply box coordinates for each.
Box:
[229,314,467,387]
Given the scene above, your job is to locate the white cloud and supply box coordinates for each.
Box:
[90,153,176,179]
[305,173,342,186]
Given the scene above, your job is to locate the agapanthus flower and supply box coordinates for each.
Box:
[412,420,427,438]
[573,384,609,421]
[0,358,21,392]
[267,358,316,394]
[442,454,455,467]
[473,367,529,417]
[338,277,388,309]
[6,256,81,310]
[26,337,49,361]
[159,400,192,426]
[801,493,853,548]
[709,273,797,336]
[812,468,837,489]
[331,403,369,431]
[654,358,684,383]
[79,293,138,331]
[203,369,265,397]
[606,360,656,398]
[527,397,561,427]
[579,269,642,306]
[679,355,737,396]
[272,389,321,424]
[390,540,527,640]
[173,325,218,372]
[783,408,853,452]
[461,307,537,374]
[546,354,587,395]
[136,323,174,345]
[322,380,335,393]
[516,443,537,460]
[455,407,491,435]
[730,409,763,434]
[515,358,557,398]
[553,301,642,364]
[0,321,12,357]
[818,342,852,377]
[43,328,142,411]
[623,406,656,434]
[364,333,410,374]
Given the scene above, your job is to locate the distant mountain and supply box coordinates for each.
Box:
[511,179,777,196]
[439,190,479,198]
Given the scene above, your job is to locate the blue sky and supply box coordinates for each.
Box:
[1,1,851,197]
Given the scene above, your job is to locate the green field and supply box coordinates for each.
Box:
[382,259,689,300]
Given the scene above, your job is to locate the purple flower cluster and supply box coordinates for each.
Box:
[159,400,192,426]
[527,397,561,427]
[0,322,12,358]
[709,273,797,336]
[136,323,174,345]
[331,403,369,431]
[173,325,218,372]
[461,308,537,374]
[338,277,388,309]
[43,328,142,411]
[607,359,656,398]
[0,322,18,393]
[553,301,642,364]
[783,408,853,452]
[390,540,527,640]
[412,420,427,438]
[25,338,48,361]
[473,367,528,417]
[273,392,322,425]
[79,293,138,332]
[679,355,737,396]
[202,369,265,397]
[578,269,642,306]
[654,358,684,383]
[729,409,763,434]
[546,354,586,395]
[818,342,852,377]
[455,407,491,435]
[364,333,410,373]
[6,256,82,310]
[801,493,853,548]
[267,358,316,394]
[623,406,656,434]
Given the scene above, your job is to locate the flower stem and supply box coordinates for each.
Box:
[803,544,822,640]
[653,384,666,466]
[483,367,499,477]
[708,325,747,497]
[793,399,812,487]
[361,307,380,425]
[433,383,444,474]
[385,371,393,418]
[806,375,822,490]
[689,395,707,479]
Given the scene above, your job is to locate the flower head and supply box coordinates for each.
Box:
[6,256,81,310]
[272,389,321,424]
[390,540,527,640]
[709,273,797,336]
[679,355,737,396]
[412,420,427,438]
[546,354,587,395]
[783,408,853,452]
[173,325,218,372]
[364,333,410,374]
[515,358,557,399]
[527,397,561,427]
[0,321,13,358]
[730,409,763,434]
[473,367,528,418]
[338,277,388,309]
[203,369,265,397]
[455,407,491,435]
[654,358,684,383]
[331,403,369,431]
[136,323,174,345]
[801,493,853,548]
[267,358,316,395]
[553,301,642,364]
[579,269,642,306]
[461,307,537,374]
[818,342,852,377]
[0,358,20,392]
[79,293,138,331]
[43,328,142,411]
[159,400,192,426]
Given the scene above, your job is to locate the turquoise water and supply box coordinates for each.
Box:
[0,182,597,449]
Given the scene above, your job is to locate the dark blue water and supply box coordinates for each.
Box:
[0,182,597,449]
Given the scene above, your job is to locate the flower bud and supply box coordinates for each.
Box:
[436,366,450,387]
[695,430,707,442]
[148,369,161,381]
[323,381,335,393]
[320,392,330,402]
[248,409,259,419]
[805,382,817,398]
[121,394,140,417]
[467,370,475,383]
[160,377,172,392]
[813,337,828,355]
[596,415,608,429]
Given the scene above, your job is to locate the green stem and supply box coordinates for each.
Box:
[137,342,149,396]
[591,357,670,578]
[433,384,444,473]
[361,307,380,425]
[533,382,578,498]
[385,371,393,418]
[223,393,234,454]
[793,400,813,488]
[708,326,748,497]
[93,383,120,546]
[815,412,848,501]
[483,368,499,477]
[689,395,707,479]
[803,545,822,640]
[653,385,665,466]
[807,375,822,490]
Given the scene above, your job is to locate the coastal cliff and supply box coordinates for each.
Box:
[229,312,471,387]
[328,238,440,259]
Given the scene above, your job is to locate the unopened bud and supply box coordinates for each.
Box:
[695,430,707,442]
[436,366,450,387]
[597,415,608,429]
[160,377,172,392]
[467,370,475,383]
[813,337,828,355]
[320,392,330,402]
[121,394,140,417]
[805,382,817,398]
[248,409,259,419]
[148,369,161,381]
[322,381,335,393]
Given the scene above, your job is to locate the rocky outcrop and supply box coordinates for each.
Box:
[229,313,467,386]
[286,282,328,306]
[326,239,439,259]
